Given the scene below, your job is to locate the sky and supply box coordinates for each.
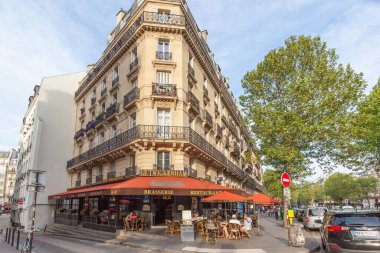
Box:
[0,0,379,179]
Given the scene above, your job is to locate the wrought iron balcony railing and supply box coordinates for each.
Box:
[186,167,197,178]
[202,110,212,127]
[231,145,240,156]
[101,88,107,97]
[91,97,96,106]
[156,51,172,60]
[125,166,137,177]
[105,103,119,119]
[143,11,185,26]
[152,83,177,97]
[95,175,103,182]
[153,164,174,170]
[228,161,245,179]
[86,120,96,132]
[187,91,200,113]
[130,58,138,71]
[86,178,92,185]
[107,171,116,179]
[229,124,239,138]
[123,87,139,108]
[75,180,81,187]
[112,76,119,87]
[74,129,85,140]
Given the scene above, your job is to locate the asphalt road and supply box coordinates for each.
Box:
[294,219,325,253]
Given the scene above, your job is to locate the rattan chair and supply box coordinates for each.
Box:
[228,223,241,240]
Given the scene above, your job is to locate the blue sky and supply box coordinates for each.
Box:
[0,0,379,174]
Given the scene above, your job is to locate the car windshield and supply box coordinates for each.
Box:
[309,208,326,216]
[334,213,380,227]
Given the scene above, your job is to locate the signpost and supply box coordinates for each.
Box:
[281,172,291,227]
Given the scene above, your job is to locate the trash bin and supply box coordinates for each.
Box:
[288,224,305,247]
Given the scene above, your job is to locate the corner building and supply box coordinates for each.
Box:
[53,0,263,230]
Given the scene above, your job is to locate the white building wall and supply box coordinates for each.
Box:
[13,72,85,229]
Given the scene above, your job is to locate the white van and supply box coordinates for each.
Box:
[303,207,327,230]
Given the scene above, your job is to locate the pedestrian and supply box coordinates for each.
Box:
[274,206,278,220]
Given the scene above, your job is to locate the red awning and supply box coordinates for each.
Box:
[201,191,248,202]
[247,193,280,204]
[49,177,245,199]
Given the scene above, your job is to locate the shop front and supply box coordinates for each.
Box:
[50,171,247,232]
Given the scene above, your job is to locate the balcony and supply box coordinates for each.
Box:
[80,107,85,115]
[188,63,196,84]
[205,175,211,181]
[130,58,139,71]
[94,112,105,128]
[156,51,172,60]
[187,167,197,178]
[75,180,81,187]
[227,161,245,179]
[95,175,103,183]
[123,88,139,109]
[214,102,220,116]
[100,88,107,98]
[202,110,213,130]
[231,144,240,157]
[125,166,137,177]
[74,129,85,141]
[107,171,116,179]
[105,103,119,120]
[111,76,119,87]
[215,124,222,139]
[187,91,200,115]
[229,124,239,138]
[152,83,177,98]
[85,120,96,133]
[203,85,210,103]
[91,97,96,106]
[86,178,92,185]
[224,136,230,148]
[153,164,174,170]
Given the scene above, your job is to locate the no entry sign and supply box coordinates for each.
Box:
[281,172,291,188]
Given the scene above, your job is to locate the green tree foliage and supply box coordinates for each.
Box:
[356,176,378,208]
[263,169,298,201]
[341,79,380,174]
[240,35,366,177]
[296,183,325,205]
[324,173,356,203]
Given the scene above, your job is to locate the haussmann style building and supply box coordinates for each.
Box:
[50,0,263,232]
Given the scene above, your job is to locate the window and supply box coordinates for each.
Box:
[128,155,135,167]
[88,169,92,178]
[101,102,106,113]
[92,89,96,98]
[204,76,208,88]
[131,47,137,62]
[77,172,81,181]
[157,151,170,170]
[111,125,117,138]
[189,54,193,67]
[129,113,136,129]
[80,120,84,129]
[101,79,107,91]
[99,132,105,143]
[110,161,116,172]
[157,39,170,60]
[132,78,138,89]
[157,109,170,138]
[91,111,95,121]
[78,145,82,154]
[89,138,94,149]
[156,71,171,84]
[112,92,118,104]
[98,165,103,176]
[113,66,119,80]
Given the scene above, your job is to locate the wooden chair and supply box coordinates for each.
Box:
[172,221,181,234]
[216,221,226,238]
[130,219,138,231]
[228,223,241,240]
[196,220,206,237]
[165,219,173,234]
[123,217,131,231]
[139,217,146,231]
[205,224,217,243]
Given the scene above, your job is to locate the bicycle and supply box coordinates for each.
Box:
[21,227,39,253]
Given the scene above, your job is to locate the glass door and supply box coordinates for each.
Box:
[157,109,171,138]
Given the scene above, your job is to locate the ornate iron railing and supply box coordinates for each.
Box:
[156,51,172,60]
[95,175,103,182]
[86,178,92,185]
[139,125,189,139]
[228,161,245,179]
[107,171,116,179]
[202,110,212,126]
[105,103,119,119]
[187,91,200,112]
[143,11,185,26]
[231,145,240,156]
[229,124,239,138]
[130,58,138,71]
[123,87,139,108]
[153,164,174,170]
[101,88,107,97]
[152,83,177,97]
[112,76,119,87]
[125,166,137,177]
[187,167,197,178]
[74,129,85,140]
[86,120,95,132]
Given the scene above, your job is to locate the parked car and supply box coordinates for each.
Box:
[320,210,380,253]
[303,207,327,230]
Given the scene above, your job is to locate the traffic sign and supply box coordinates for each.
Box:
[281,172,291,188]
[284,187,291,198]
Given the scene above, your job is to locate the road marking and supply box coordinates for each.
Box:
[181,247,267,253]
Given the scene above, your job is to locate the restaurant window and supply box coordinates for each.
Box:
[157,151,170,170]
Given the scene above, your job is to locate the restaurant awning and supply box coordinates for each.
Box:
[246,193,280,204]
[201,191,248,202]
[49,176,246,199]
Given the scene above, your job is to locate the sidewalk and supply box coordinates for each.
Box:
[43,215,320,253]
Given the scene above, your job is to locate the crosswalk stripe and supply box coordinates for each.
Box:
[181,246,267,253]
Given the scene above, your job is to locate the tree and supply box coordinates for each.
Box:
[324,173,356,204]
[240,36,366,178]
[355,176,378,208]
[263,169,298,200]
[340,79,380,176]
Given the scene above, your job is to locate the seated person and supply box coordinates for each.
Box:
[223,214,240,238]
[241,213,252,238]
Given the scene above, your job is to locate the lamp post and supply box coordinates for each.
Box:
[27,170,46,253]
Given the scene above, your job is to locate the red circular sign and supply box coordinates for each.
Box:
[281,172,291,188]
[18,200,23,205]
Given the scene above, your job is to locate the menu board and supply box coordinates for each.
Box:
[182,210,192,220]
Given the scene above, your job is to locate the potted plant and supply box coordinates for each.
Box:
[99,210,109,223]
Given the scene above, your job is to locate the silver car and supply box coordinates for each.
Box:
[303,207,327,230]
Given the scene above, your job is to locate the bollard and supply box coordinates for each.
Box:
[5,228,8,242]
[16,229,20,250]
[7,228,11,244]
[11,228,15,246]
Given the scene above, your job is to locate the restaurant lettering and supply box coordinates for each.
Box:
[144,189,174,195]
[190,190,222,196]
[140,169,188,177]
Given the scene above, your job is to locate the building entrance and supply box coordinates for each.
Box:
[154,198,172,225]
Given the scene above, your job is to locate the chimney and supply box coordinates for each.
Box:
[201,30,208,42]
[87,64,94,73]
[116,9,126,25]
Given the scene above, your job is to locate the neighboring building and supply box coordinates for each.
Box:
[0,150,17,205]
[12,72,86,228]
[353,170,380,209]
[51,0,262,230]
[0,151,9,204]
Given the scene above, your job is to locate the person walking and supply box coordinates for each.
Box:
[274,205,279,220]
